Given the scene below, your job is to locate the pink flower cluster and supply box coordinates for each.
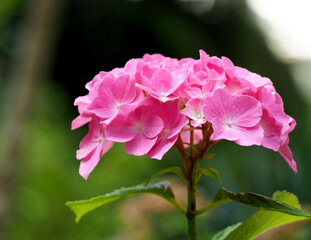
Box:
[72,50,297,179]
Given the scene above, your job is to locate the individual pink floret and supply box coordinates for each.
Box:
[203,88,264,146]
[88,74,143,124]
[135,68,186,102]
[76,118,113,179]
[181,98,206,127]
[71,96,92,130]
[105,99,164,156]
[147,101,188,159]
[72,72,108,130]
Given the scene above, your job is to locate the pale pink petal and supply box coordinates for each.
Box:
[124,133,157,156]
[181,98,205,127]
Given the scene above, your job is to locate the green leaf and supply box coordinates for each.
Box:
[197,168,221,183]
[66,181,177,223]
[197,188,311,217]
[211,223,241,240]
[212,191,310,240]
[145,166,186,185]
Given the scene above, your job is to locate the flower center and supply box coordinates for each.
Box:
[114,101,122,110]
[97,136,103,144]
[162,129,170,138]
[135,123,144,132]
[224,120,234,128]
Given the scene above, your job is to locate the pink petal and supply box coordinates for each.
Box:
[76,121,101,159]
[167,114,188,139]
[105,114,136,142]
[235,66,272,88]
[151,69,173,94]
[279,144,297,173]
[181,98,204,122]
[79,146,102,180]
[210,118,239,141]
[88,96,118,119]
[148,135,178,160]
[203,89,262,128]
[232,95,262,127]
[184,87,203,99]
[142,115,164,138]
[233,124,264,146]
[79,140,114,180]
[112,74,136,103]
[260,108,282,151]
[71,114,92,130]
[124,133,157,156]
[98,74,115,97]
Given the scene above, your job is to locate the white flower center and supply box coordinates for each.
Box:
[114,101,122,110]
[224,120,234,128]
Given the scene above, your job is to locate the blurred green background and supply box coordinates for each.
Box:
[0,0,310,239]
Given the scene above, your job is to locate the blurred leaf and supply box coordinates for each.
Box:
[0,0,21,31]
[212,191,310,240]
[66,181,177,223]
[197,167,221,183]
[145,166,186,185]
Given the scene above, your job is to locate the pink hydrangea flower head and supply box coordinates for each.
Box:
[72,50,297,178]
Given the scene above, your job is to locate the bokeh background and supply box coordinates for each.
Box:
[0,0,310,239]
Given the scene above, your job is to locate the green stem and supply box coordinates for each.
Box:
[187,159,200,240]
[187,176,197,239]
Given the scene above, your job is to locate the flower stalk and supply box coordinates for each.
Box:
[186,159,199,240]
